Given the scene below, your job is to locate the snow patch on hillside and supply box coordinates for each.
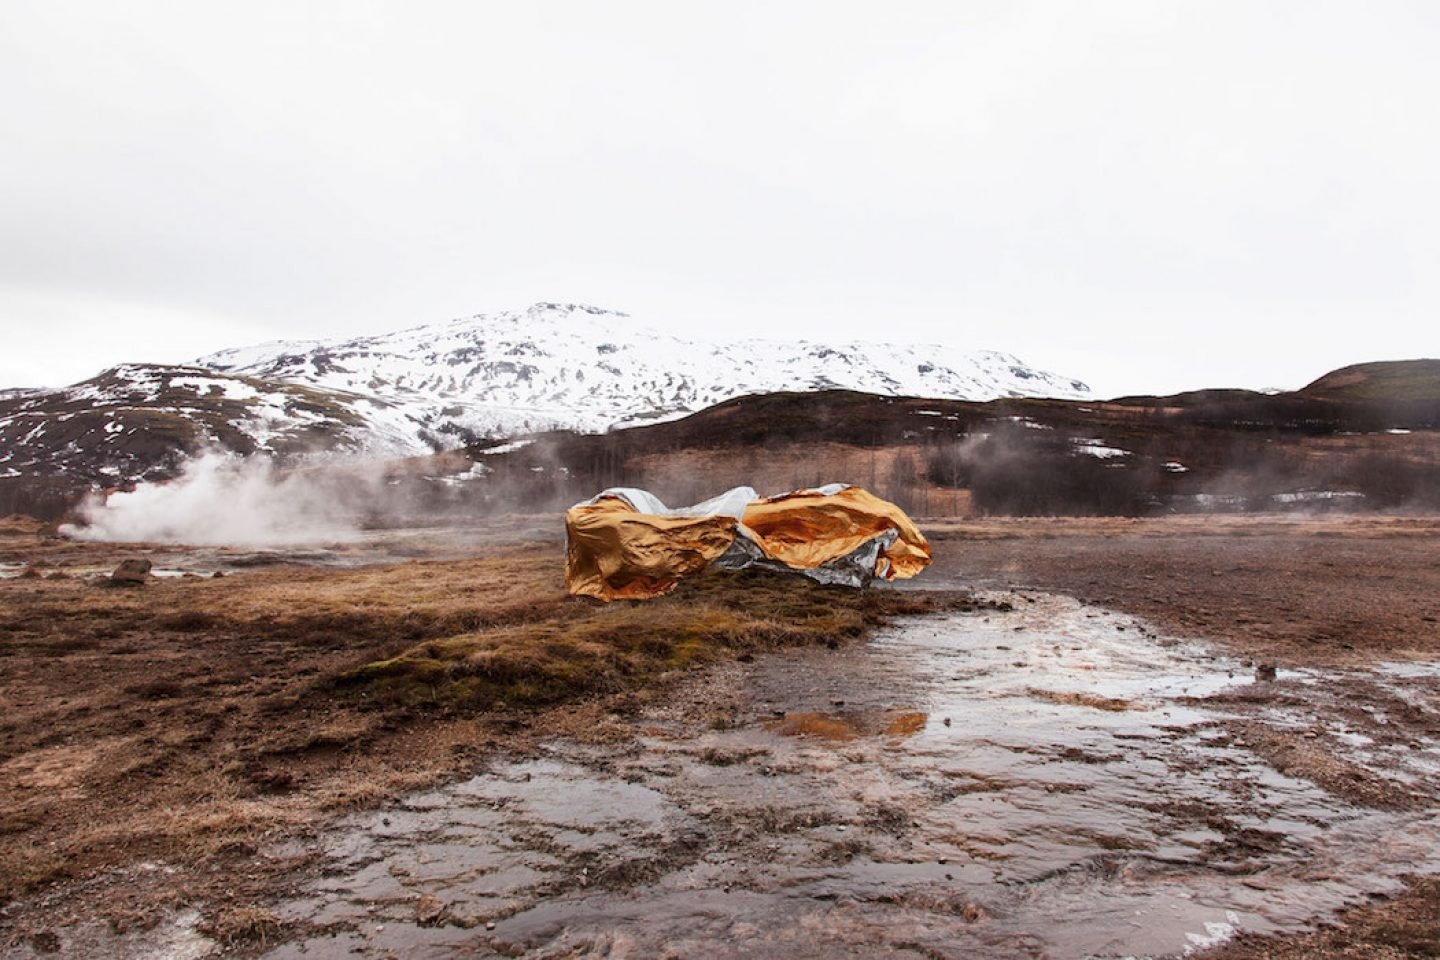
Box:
[199,302,1091,448]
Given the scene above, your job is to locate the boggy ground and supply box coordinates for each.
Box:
[1,513,1438,957]
[924,514,1440,958]
[0,516,966,952]
[923,514,1440,666]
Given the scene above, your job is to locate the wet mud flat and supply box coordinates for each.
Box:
[253,595,1440,959]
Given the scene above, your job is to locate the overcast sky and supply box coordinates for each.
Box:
[2,1,1436,397]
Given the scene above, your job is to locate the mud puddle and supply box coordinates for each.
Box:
[241,594,1440,959]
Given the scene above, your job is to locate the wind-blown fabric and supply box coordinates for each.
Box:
[564,484,931,601]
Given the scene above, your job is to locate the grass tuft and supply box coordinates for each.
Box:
[337,567,963,710]
[199,905,280,946]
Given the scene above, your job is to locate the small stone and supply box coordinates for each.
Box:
[485,921,497,931]
[109,558,152,584]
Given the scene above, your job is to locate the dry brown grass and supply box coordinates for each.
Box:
[198,905,280,946]
[1200,876,1440,960]
[0,552,567,902]
[341,566,956,710]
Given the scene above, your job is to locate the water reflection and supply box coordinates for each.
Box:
[262,593,1440,959]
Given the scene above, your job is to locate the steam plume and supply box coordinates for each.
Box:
[60,452,365,546]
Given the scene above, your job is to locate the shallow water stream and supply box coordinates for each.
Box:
[259,594,1440,959]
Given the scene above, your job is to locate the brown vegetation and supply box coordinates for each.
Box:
[0,541,965,907]
[450,387,1440,520]
[340,566,959,709]
[1202,876,1440,960]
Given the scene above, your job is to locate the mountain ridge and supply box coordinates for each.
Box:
[0,302,1092,510]
[2,354,1438,521]
[196,301,1093,441]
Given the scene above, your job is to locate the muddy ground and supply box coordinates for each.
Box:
[921,515,1440,668]
[921,515,1440,958]
[1,514,1438,958]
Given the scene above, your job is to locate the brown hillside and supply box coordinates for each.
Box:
[1300,358,1440,401]
[462,377,1440,518]
[8,362,1440,521]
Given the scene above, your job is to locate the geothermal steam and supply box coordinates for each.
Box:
[61,453,365,546]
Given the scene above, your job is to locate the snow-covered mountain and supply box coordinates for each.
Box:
[0,364,423,489]
[199,302,1091,445]
[0,303,1091,496]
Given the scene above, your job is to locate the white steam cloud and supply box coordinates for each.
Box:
[61,453,365,546]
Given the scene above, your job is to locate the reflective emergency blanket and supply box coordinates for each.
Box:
[564,484,931,601]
